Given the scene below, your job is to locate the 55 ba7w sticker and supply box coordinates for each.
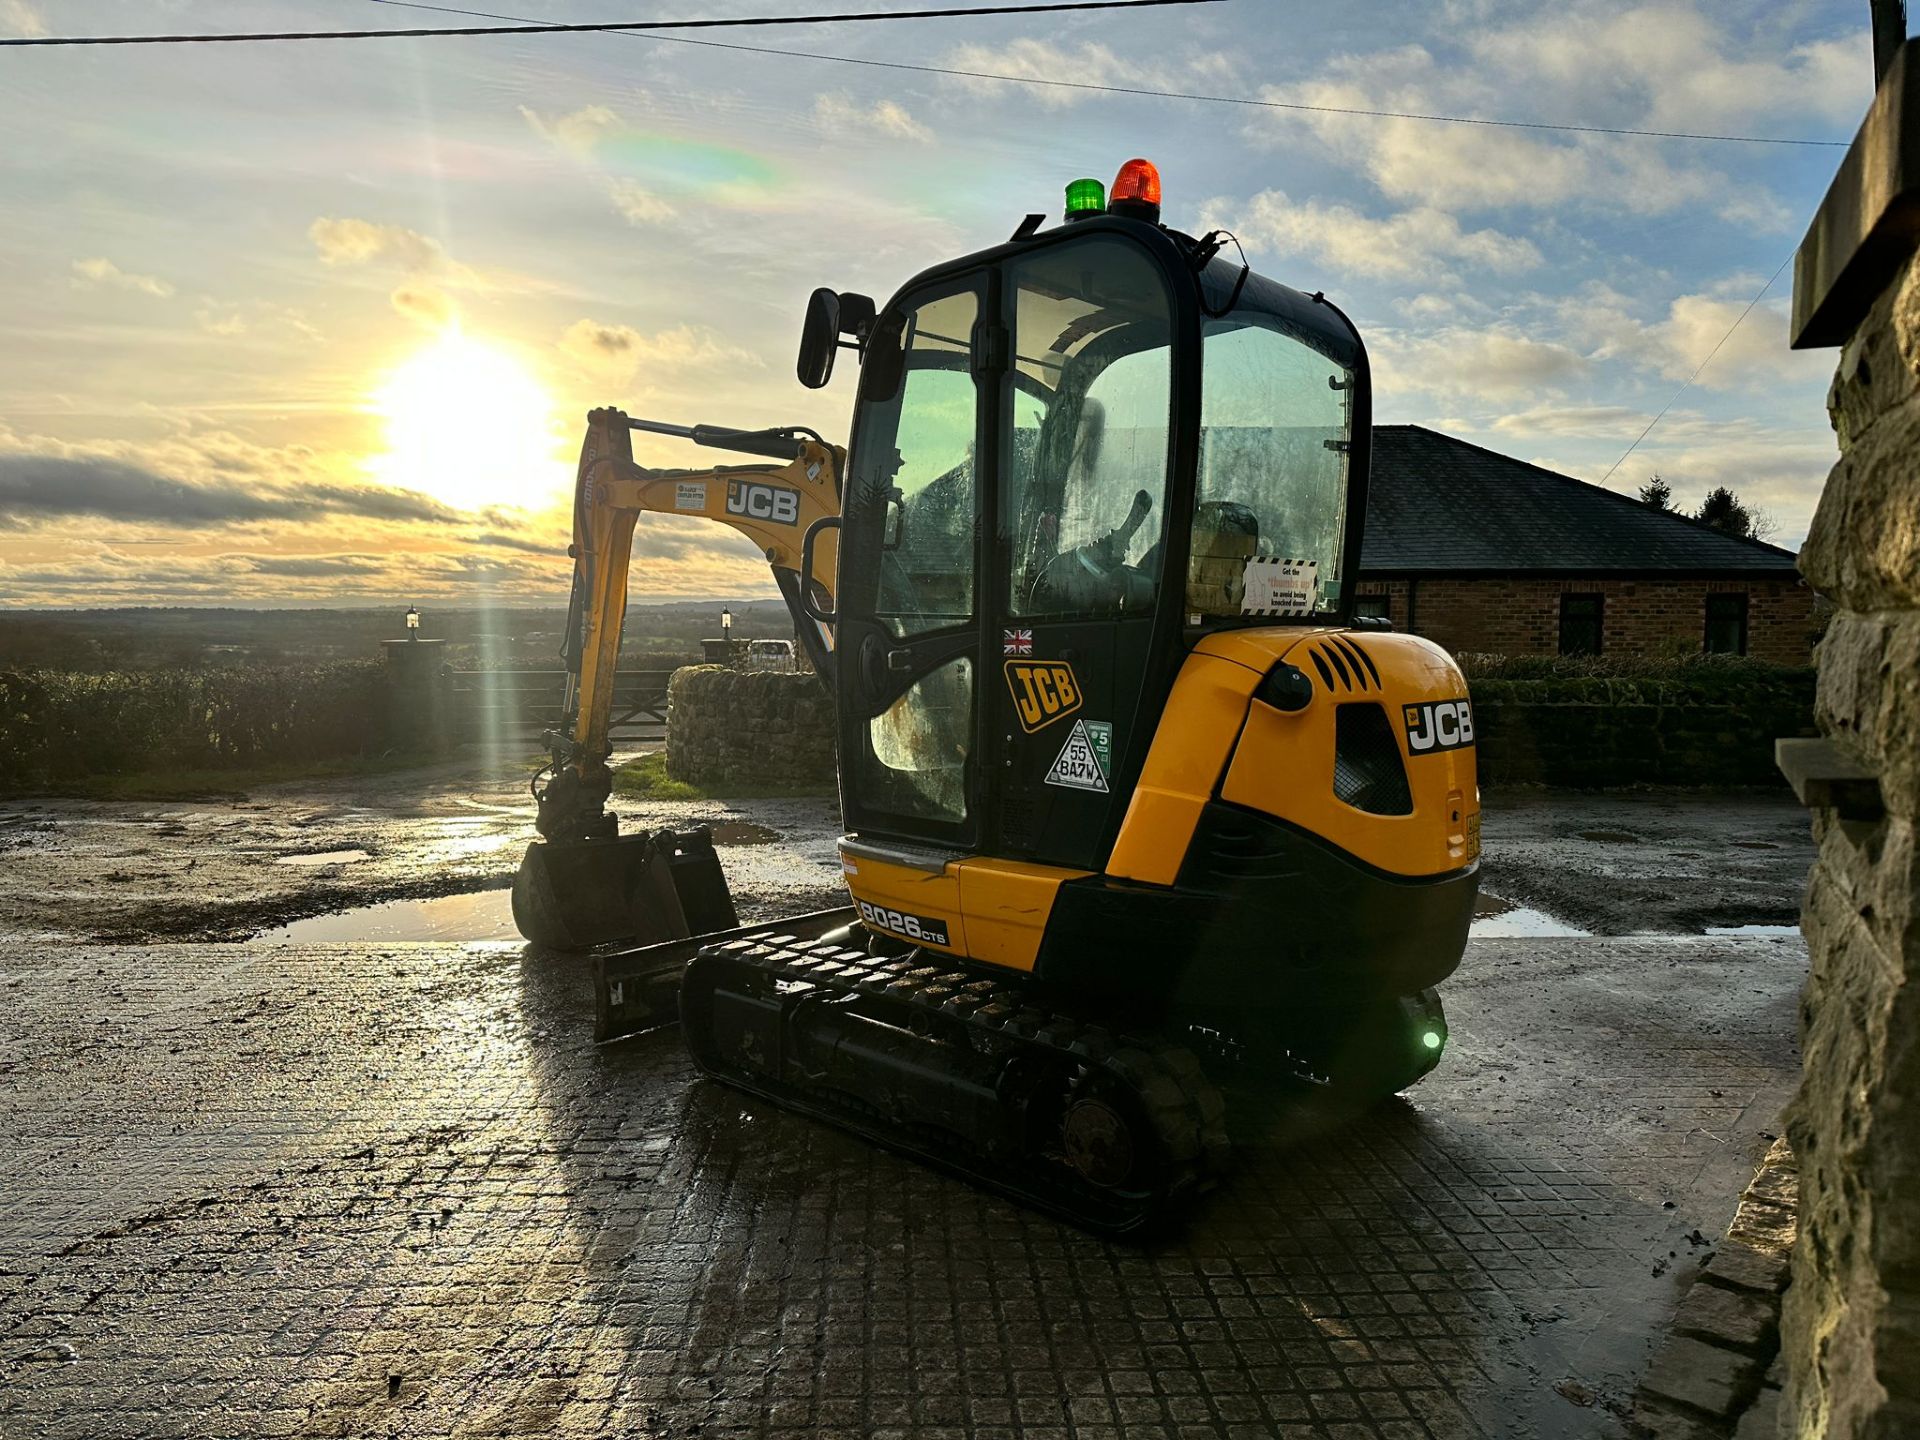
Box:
[1404,698,1475,754]
[856,900,951,948]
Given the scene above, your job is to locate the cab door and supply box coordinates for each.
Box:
[836,281,986,849]
[992,235,1177,869]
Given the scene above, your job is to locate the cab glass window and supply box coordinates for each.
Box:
[848,287,978,640]
[1190,316,1355,620]
[1005,238,1173,619]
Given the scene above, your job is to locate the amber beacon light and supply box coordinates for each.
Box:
[1108,157,1162,222]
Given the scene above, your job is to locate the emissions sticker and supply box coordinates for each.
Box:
[1404,698,1475,754]
[1045,719,1112,793]
[674,482,707,511]
[856,900,950,948]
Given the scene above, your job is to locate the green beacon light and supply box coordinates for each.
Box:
[1422,1030,1443,1051]
[1064,177,1105,221]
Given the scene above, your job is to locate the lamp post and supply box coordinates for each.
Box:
[720,606,735,665]
[406,604,420,641]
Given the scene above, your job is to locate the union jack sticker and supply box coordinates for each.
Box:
[1002,627,1033,656]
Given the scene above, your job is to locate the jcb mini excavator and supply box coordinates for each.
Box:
[513,159,1481,1232]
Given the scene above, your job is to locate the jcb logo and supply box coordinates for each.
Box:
[1004,660,1082,733]
[1404,698,1475,754]
[725,480,800,525]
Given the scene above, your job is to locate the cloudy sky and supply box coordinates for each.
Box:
[0,0,1871,607]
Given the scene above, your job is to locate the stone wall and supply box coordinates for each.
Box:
[1353,576,1819,664]
[664,665,835,789]
[1778,254,1920,1435]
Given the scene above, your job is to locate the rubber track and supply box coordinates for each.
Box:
[683,933,1231,1236]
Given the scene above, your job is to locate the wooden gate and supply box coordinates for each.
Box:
[447,668,680,740]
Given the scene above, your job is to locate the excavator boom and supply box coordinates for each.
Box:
[512,407,841,950]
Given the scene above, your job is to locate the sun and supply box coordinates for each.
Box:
[371,330,563,509]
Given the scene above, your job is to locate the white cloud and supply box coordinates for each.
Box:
[557,320,761,381]
[1205,190,1540,281]
[309,217,445,272]
[0,1,46,39]
[1244,8,1865,225]
[390,284,456,331]
[940,39,1230,108]
[813,93,933,144]
[605,179,678,227]
[1374,326,1590,400]
[518,103,621,156]
[71,258,175,298]
[1553,280,1829,392]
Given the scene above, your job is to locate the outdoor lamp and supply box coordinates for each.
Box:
[406,604,420,638]
[721,607,733,634]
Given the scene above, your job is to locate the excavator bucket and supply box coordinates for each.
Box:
[511,827,738,952]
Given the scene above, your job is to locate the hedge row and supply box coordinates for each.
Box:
[1467,664,1817,787]
[0,662,390,790]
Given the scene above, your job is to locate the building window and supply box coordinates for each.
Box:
[1353,593,1391,621]
[1559,593,1603,655]
[1705,593,1749,655]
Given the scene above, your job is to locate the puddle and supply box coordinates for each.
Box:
[275,849,371,867]
[1705,923,1800,937]
[1473,892,1590,938]
[252,890,516,943]
[713,821,779,846]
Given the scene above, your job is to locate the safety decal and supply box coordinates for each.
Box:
[1241,556,1319,616]
[1002,627,1033,656]
[1045,719,1111,793]
[674,481,707,511]
[725,479,801,525]
[1003,659,1082,733]
[856,900,950,947]
[1404,698,1475,754]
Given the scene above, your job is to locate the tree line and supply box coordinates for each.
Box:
[1636,474,1779,543]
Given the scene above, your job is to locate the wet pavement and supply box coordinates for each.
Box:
[0,770,1813,1438]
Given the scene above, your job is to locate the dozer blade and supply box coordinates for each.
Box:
[511,827,739,953]
[594,906,858,1041]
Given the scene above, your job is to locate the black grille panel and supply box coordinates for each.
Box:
[1306,637,1381,691]
[1333,703,1413,815]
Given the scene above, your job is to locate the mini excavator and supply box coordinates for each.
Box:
[513,159,1482,1233]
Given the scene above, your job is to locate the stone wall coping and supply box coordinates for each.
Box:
[1794,39,1920,348]
[1776,736,1887,821]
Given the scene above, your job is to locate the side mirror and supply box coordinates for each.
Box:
[797,288,841,389]
[797,289,878,390]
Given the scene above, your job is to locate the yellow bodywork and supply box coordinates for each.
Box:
[566,408,840,773]
[845,625,1480,970]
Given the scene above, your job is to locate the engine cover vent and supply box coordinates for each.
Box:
[1333,703,1413,815]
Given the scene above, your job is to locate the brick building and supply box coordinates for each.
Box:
[1355,426,1817,664]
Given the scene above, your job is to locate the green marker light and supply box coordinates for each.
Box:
[1065,177,1106,218]
[1422,1030,1443,1050]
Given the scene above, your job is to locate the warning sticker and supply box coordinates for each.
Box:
[674,482,708,511]
[1045,718,1111,793]
[1241,556,1319,616]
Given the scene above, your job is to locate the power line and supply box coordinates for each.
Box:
[0,0,1221,48]
[376,0,1849,148]
[1598,252,1796,486]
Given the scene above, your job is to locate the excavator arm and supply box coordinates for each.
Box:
[512,407,842,952]
[534,406,841,844]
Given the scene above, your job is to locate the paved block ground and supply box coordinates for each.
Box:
[0,932,1802,1439]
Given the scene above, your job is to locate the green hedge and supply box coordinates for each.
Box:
[1465,658,1816,787]
[0,662,391,791]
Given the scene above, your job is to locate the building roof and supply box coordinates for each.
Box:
[1359,426,1801,576]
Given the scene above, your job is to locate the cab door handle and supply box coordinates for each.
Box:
[886,648,914,672]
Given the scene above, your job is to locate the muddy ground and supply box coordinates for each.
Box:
[0,755,1814,945]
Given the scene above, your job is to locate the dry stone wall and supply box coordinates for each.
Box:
[1779,252,1920,1440]
[665,665,835,789]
